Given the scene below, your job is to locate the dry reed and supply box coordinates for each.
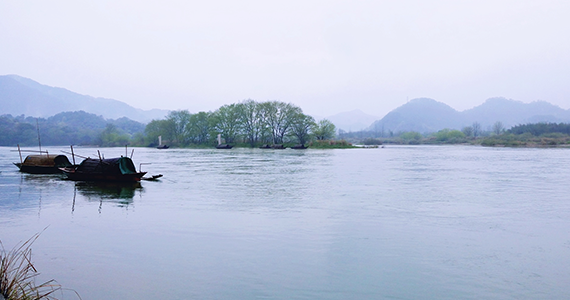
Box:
[0,233,61,300]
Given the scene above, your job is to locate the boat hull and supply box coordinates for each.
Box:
[15,163,63,174]
[60,169,147,182]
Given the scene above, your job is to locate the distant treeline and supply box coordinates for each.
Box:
[144,100,336,147]
[507,123,570,136]
[0,100,337,148]
[0,111,145,147]
[339,122,570,146]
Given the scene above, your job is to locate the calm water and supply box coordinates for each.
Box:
[1,145,569,299]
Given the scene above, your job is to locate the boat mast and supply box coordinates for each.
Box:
[17,144,22,164]
[36,119,43,155]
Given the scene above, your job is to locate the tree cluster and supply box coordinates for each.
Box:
[508,122,570,136]
[0,111,145,147]
[143,100,336,147]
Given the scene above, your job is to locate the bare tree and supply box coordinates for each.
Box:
[472,122,482,137]
[492,121,504,135]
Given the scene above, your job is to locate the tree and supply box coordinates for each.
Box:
[238,100,266,147]
[472,122,482,137]
[313,119,336,140]
[212,104,242,144]
[188,111,212,144]
[167,110,192,145]
[435,129,465,142]
[144,119,176,146]
[461,126,473,137]
[493,121,504,135]
[289,113,315,145]
[259,101,302,144]
[400,131,422,141]
[97,124,130,147]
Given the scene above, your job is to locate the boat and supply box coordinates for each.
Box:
[215,134,233,149]
[12,122,73,174]
[14,154,73,174]
[260,144,285,149]
[291,144,308,149]
[216,144,233,149]
[60,157,146,182]
[156,136,169,149]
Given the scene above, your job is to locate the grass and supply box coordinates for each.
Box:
[0,233,61,300]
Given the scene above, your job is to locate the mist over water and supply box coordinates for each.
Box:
[1,146,569,299]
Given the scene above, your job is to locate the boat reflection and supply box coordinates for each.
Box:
[74,182,142,208]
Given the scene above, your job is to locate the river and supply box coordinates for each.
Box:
[1,145,569,299]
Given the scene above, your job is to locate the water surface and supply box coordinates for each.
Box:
[1,145,569,299]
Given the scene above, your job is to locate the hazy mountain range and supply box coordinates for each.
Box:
[1,75,569,133]
[369,97,570,133]
[0,75,168,123]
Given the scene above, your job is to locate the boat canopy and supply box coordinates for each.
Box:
[22,155,72,167]
[76,157,138,175]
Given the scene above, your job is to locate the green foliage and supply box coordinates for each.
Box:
[309,140,355,149]
[313,119,336,140]
[97,124,131,147]
[508,122,570,136]
[288,113,315,145]
[361,138,383,145]
[434,129,466,142]
[400,131,422,141]
[212,104,242,144]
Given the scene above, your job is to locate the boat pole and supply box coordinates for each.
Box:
[70,145,76,165]
[17,144,22,164]
[36,119,42,156]
[130,149,135,159]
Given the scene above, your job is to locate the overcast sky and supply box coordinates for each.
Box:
[1,0,569,118]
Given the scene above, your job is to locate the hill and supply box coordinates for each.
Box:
[326,109,379,132]
[0,111,145,146]
[369,97,570,133]
[0,75,168,123]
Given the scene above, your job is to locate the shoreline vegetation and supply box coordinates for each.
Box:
[2,99,570,149]
[0,233,73,300]
[346,123,570,148]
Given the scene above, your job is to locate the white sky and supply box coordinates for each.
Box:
[1,0,569,118]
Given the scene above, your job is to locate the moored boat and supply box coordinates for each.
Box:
[156,135,169,149]
[60,157,146,182]
[291,144,308,149]
[215,144,233,149]
[14,154,73,174]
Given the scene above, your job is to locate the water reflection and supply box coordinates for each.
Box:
[74,182,142,210]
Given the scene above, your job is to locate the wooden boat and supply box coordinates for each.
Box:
[259,144,272,149]
[60,157,146,182]
[156,136,169,149]
[291,144,308,149]
[272,144,285,149]
[14,154,73,174]
[215,134,233,149]
[216,144,233,149]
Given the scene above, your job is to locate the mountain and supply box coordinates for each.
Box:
[369,97,570,133]
[462,97,570,129]
[326,109,379,132]
[0,75,168,122]
[368,98,463,133]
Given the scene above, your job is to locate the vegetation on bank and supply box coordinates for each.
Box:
[0,234,65,300]
[341,122,570,147]
[3,102,569,149]
[1,100,345,149]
